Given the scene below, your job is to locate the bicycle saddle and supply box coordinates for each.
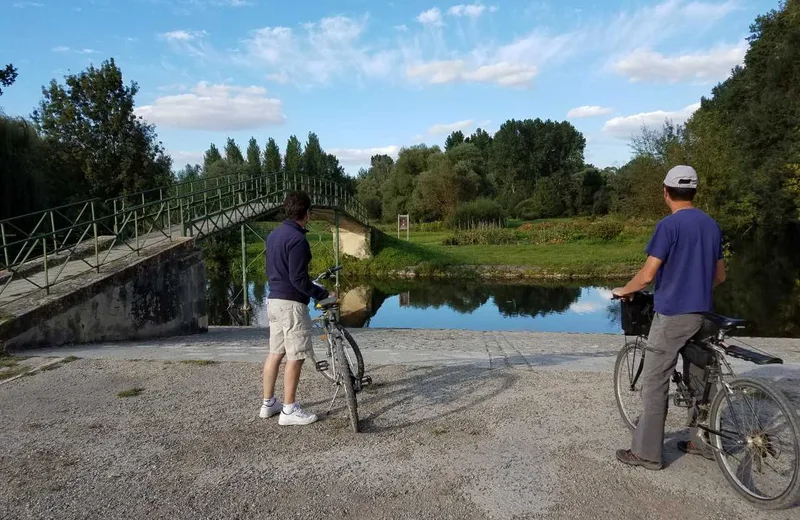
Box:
[701,312,747,331]
[316,297,338,309]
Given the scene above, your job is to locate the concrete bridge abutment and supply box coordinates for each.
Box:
[0,240,208,352]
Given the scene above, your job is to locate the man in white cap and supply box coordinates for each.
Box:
[612,165,727,470]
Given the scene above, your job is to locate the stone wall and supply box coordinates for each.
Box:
[1,240,207,352]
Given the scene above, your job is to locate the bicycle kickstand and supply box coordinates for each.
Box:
[325,386,340,416]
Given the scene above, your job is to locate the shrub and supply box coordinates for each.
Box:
[446,199,506,229]
[442,227,521,245]
[587,219,624,241]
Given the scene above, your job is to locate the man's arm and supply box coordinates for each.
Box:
[287,239,329,300]
[713,258,726,287]
[612,256,663,298]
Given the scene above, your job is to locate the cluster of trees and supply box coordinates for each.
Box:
[612,0,799,241]
[356,121,614,223]
[179,132,353,193]
[1,59,173,221]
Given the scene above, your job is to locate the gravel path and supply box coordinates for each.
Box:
[1,358,798,519]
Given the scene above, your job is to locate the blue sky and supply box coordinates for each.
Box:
[1,0,776,174]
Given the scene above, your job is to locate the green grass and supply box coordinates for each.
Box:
[241,216,651,279]
[116,387,144,398]
[0,356,31,380]
[62,356,79,363]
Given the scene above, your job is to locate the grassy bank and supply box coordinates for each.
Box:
[320,217,651,279]
[226,216,652,281]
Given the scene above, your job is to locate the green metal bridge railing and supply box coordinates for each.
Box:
[0,172,368,308]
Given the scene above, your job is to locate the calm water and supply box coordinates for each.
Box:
[207,276,800,337]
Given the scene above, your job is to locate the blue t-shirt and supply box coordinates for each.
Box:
[645,208,723,316]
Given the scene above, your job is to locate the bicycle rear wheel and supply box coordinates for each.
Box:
[320,325,364,386]
[709,377,800,510]
[334,342,359,433]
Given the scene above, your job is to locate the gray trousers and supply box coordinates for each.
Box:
[631,312,704,462]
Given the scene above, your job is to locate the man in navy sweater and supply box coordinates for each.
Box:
[259,191,330,426]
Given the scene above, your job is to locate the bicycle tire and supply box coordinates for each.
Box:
[320,324,364,386]
[334,342,359,433]
[708,377,800,510]
[613,338,646,431]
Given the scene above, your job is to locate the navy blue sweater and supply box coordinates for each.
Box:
[266,220,329,305]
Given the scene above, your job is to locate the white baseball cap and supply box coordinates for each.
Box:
[664,165,698,189]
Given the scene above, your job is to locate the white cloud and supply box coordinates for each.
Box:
[13,1,43,7]
[135,82,286,131]
[602,0,738,52]
[170,0,741,92]
[240,16,394,86]
[417,7,443,26]
[162,30,206,41]
[613,40,746,83]
[463,62,538,86]
[407,60,539,87]
[428,120,474,135]
[51,46,100,55]
[602,102,701,138]
[567,106,614,118]
[448,4,495,18]
[328,146,400,165]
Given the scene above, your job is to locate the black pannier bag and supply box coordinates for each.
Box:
[620,291,655,336]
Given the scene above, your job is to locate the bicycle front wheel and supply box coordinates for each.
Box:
[320,325,364,386]
[709,377,800,510]
[334,342,359,433]
[614,338,647,431]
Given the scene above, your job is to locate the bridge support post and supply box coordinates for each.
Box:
[241,224,250,321]
[334,210,340,290]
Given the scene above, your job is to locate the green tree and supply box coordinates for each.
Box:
[177,163,201,182]
[444,130,465,151]
[516,177,565,220]
[0,115,49,219]
[302,131,325,178]
[284,135,302,176]
[0,63,18,97]
[382,145,439,218]
[224,137,244,164]
[412,151,479,221]
[32,58,172,201]
[246,137,261,178]
[263,137,281,174]
[356,154,394,220]
[204,143,222,169]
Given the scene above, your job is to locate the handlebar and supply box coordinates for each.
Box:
[313,265,343,283]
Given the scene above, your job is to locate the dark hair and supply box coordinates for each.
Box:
[284,191,312,220]
[664,185,696,202]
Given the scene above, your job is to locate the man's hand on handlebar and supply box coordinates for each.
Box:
[611,287,632,300]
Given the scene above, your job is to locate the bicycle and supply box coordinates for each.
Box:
[311,266,371,433]
[613,291,800,510]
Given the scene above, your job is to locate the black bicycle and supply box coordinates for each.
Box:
[311,266,370,433]
[613,291,800,510]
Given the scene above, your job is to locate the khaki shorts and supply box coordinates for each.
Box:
[267,299,314,361]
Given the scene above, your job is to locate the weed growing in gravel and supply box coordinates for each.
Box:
[180,360,216,366]
[116,388,144,398]
[38,363,62,372]
[62,356,79,363]
[432,427,449,436]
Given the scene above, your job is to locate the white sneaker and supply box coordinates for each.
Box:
[259,399,283,418]
[278,404,318,426]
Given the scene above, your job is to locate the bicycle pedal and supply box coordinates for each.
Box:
[673,395,691,407]
[315,360,329,372]
[360,376,372,387]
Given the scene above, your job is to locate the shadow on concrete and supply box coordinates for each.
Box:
[340,363,519,433]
